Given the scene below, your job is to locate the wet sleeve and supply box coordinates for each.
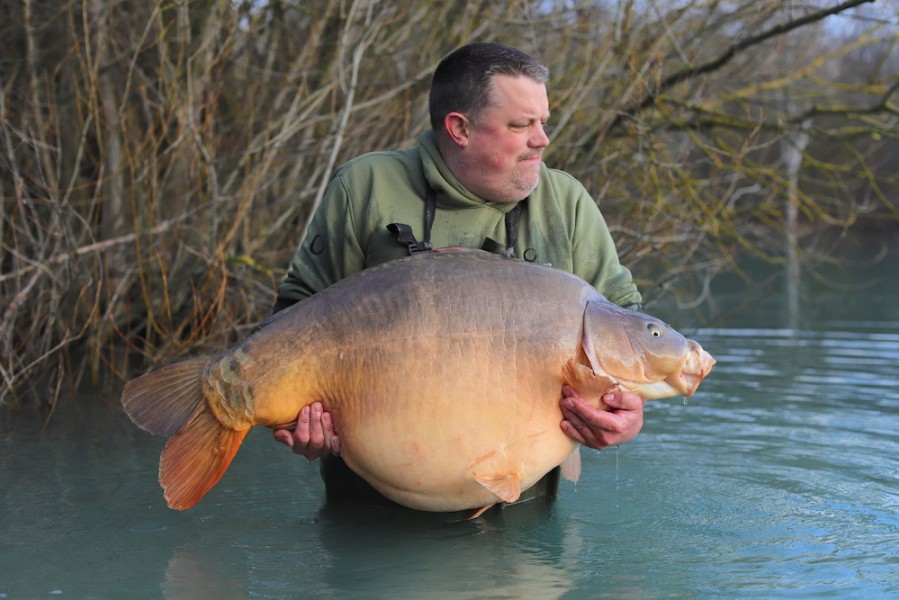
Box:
[571,190,643,310]
[274,176,365,311]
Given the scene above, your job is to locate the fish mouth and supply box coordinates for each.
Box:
[669,347,716,397]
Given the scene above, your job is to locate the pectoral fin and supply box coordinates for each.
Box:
[562,359,617,402]
[472,471,523,504]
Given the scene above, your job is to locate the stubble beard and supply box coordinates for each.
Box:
[466,154,541,203]
[509,158,541,200]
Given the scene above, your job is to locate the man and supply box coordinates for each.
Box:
[272,43,645,509]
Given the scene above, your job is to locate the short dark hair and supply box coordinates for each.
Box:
[429,43,549,134]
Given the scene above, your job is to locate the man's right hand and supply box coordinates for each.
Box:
[272,402,341,460]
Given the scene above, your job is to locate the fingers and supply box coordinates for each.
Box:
[601,390,644,411]
[560,389,645,450]
[271,402,340,460]
[272,428,295,448]
[304,403,325,450]
[327,417,341,456]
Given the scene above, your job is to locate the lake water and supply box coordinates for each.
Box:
[2,231,897,599]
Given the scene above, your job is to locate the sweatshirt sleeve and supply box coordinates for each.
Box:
[274,176,366,312]
[570,188,643,310]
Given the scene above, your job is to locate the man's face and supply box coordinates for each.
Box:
[457,75,551,203]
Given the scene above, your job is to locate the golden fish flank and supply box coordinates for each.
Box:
[121,249,715,514]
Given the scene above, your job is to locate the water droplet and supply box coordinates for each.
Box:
[615,445,620,480]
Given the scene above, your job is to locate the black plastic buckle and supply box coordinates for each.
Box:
[387,223,433,255]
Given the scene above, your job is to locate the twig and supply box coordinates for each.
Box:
[606,0,878,133]
[0,216,189,284]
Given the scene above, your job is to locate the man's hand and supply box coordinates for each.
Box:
[272,402,341,460]
[559,386,645,450]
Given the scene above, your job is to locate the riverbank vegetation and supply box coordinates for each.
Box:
[1,0,897,412]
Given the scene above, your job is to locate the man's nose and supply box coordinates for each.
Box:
[531,124,550,148]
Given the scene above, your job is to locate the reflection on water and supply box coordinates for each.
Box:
[1,231,897,599]
[160,495,583,600]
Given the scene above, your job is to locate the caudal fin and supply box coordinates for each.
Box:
[120,357,248,510]
[121,357,211,436]
[160,408,249,510]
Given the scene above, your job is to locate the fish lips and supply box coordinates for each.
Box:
[669,348,716,397]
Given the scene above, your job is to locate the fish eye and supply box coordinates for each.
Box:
[647,323,662,337]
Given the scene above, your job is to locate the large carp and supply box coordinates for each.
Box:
[122,249,715,514]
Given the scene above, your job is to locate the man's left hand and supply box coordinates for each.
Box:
[559,386,645,450]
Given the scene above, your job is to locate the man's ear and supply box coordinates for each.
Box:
[443,112,470,148]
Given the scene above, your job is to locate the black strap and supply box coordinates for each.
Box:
[386,223,431,254]
[481,200,524,258]
[389,186,526,257]
[387,186,436,255]
[422,186,436,244]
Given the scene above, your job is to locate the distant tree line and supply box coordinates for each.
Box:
[0,0,897,412]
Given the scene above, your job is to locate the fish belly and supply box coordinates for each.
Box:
[244,251,594,511]
[328,339,579,512]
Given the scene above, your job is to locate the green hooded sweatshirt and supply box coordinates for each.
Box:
[276,130,642,310]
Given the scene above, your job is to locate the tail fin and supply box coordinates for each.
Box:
[160,409,249,510]
[121,357,249,510]
[121,357,211,436]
